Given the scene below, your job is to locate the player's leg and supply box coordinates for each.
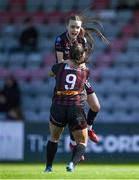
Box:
[69,129,85,161]
[69,130,77,147]
[45,121,64,172]
[87,92,100,143]
[66,106,87,172]
[71,128,88,164]
[68,88,87,153]
[66,128,88,172]
[45,104,66,172]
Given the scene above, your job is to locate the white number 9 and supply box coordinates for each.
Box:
[65,74,76,89]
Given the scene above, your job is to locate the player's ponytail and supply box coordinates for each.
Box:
[80,14,109,56]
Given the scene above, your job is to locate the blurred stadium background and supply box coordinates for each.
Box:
[0,0,139,163]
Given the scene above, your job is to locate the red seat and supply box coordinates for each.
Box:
[0,11,30,24]
[96,53,113,67]
[32,11,46,23]
[93,0,110,9]
[12,12,30,23]
[134,10,139,20]
[29,68,48,79]
[9,0,26,11]
[0,12,13,24]
[13,68,29,80]
[46,11,73,23]
[133,10,139,34]
[110,38,127,52]
[122,25,136,38]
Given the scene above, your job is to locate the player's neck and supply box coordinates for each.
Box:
[66,32,76,42]
[68,60,85,69]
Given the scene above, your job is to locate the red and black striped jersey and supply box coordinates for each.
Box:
[55,31,87,63]
[55,31,94,95]
[52,63,89,106]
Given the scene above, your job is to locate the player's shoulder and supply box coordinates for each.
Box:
[55,32,66,42]
[53,63,62,68]
[52,63,65,70]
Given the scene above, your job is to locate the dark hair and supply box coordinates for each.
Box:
[70,43,86,65]
[66,14,109,56]
[66,15,82,25]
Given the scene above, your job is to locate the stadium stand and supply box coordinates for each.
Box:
[0,0,139,123]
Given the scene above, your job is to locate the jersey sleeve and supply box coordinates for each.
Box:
[84,78,94,95]
[86,67,90,78]
[55,36,64,52]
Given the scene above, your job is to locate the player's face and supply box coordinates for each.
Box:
[67,20,82,40]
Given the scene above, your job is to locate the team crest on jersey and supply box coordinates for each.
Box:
[56,37,61,43]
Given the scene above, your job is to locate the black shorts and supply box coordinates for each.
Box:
[50,104,87,131]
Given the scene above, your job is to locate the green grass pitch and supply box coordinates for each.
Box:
[0,163,139,179]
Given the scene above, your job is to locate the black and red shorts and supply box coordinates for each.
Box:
[50,104,87,131]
